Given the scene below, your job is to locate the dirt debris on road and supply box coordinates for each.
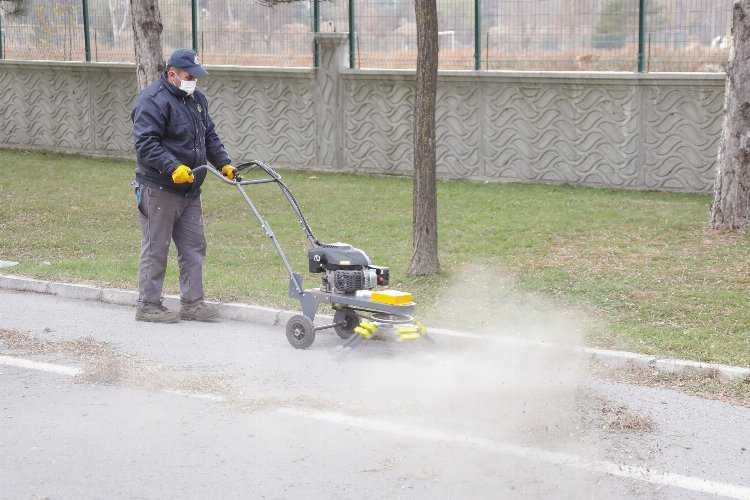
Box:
[1,327,661,443]
[592,361,750,408]
[0,328,230,395]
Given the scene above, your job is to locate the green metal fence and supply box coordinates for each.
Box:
[353,0,476,69]
[482,0,641,71]
[0,0,732,72]
[645,0,731,72]
[196,0,313,67]
[0,1,85,61]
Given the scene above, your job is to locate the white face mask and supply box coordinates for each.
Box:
[179,79,197,95]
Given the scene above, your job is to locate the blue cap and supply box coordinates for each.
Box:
[167,48,208,78]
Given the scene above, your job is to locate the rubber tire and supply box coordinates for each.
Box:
[333,308,360,339]
[286,315,316,349]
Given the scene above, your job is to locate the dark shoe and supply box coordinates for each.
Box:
[180,301,220,322]
[135,303,180,323]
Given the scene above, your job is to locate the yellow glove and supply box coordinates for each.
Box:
[172,164,194,184]
[221,164,236,180]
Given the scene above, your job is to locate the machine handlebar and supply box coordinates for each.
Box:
[192,160,282,185]
[192,161,319,247]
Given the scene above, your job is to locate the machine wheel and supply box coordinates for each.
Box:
[333,308,360,339]
[286,315,316,349]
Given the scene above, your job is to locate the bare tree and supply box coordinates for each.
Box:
[408,0,440,276]
[710,0,750,231]
[108,0,130,45]
[130,0,164,90]
[0,0,26,16]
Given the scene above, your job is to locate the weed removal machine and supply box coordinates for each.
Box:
[195,162,428,349]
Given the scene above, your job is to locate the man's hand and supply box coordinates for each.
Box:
[172,164,194,184]
[221,164,236,180]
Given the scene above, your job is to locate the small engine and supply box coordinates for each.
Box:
[331,268,377,293]
[308,242,389,295]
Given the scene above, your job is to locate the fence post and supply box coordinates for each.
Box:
[191,0,198,52]
[474,0,481,70]
[313,0,320,67]
[315,33,348,168]
[637,0,646,72]
[348,0,356,68]
[0,12,4,60]
[82,0,92,62]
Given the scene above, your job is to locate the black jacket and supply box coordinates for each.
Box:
[131,74,231,197]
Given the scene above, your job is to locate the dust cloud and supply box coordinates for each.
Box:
[0,263,652,444]
[328,264,622,446]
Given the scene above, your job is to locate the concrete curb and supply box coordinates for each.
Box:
[1,273,748,383]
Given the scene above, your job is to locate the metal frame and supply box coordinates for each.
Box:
[194,162,416,327]
[312,0,320,68]
[474,0,481,70]
[638,0,646,72]
[81,0,91,62]
[191,0,199,53]
[348,0,356,69]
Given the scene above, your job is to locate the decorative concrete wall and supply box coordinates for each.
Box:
[0,61,318,164]
[340,71,725,192]
[0,36,726,193]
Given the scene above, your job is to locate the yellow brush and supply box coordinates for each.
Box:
[359,319,378,333]
[355,324,374,339]
[396,325,421,341]
[397,332,421,341]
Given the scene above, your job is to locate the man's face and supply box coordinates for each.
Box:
[167,67,196,87]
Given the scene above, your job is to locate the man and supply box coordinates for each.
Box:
[131,48,236,323]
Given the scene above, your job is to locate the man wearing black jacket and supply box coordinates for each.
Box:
[131,48,235,323]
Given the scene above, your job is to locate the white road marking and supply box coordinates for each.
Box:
[164,389,227,402]
[0,354,81,376]
[278,407,750,500]
[5,353,750,499]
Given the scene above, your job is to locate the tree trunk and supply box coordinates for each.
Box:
[0,1,27,16]
[130,0,163,91]
[710,0,750,231]
[109,0,129,44]
[108,0,118,43]
[408,0,440,276]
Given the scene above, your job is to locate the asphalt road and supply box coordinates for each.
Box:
[1,290,748,499]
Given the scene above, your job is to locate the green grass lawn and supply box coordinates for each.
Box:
[1,149,749,366]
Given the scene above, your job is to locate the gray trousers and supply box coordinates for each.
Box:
[136,184,207,306]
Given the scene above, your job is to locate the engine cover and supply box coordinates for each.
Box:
[308,242,371,273]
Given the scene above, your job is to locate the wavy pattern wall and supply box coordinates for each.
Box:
[0,62,316,167]
[642,84,725,191]
[202,71,316,167]
[0,59,725,193]
[342,74,724,192]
